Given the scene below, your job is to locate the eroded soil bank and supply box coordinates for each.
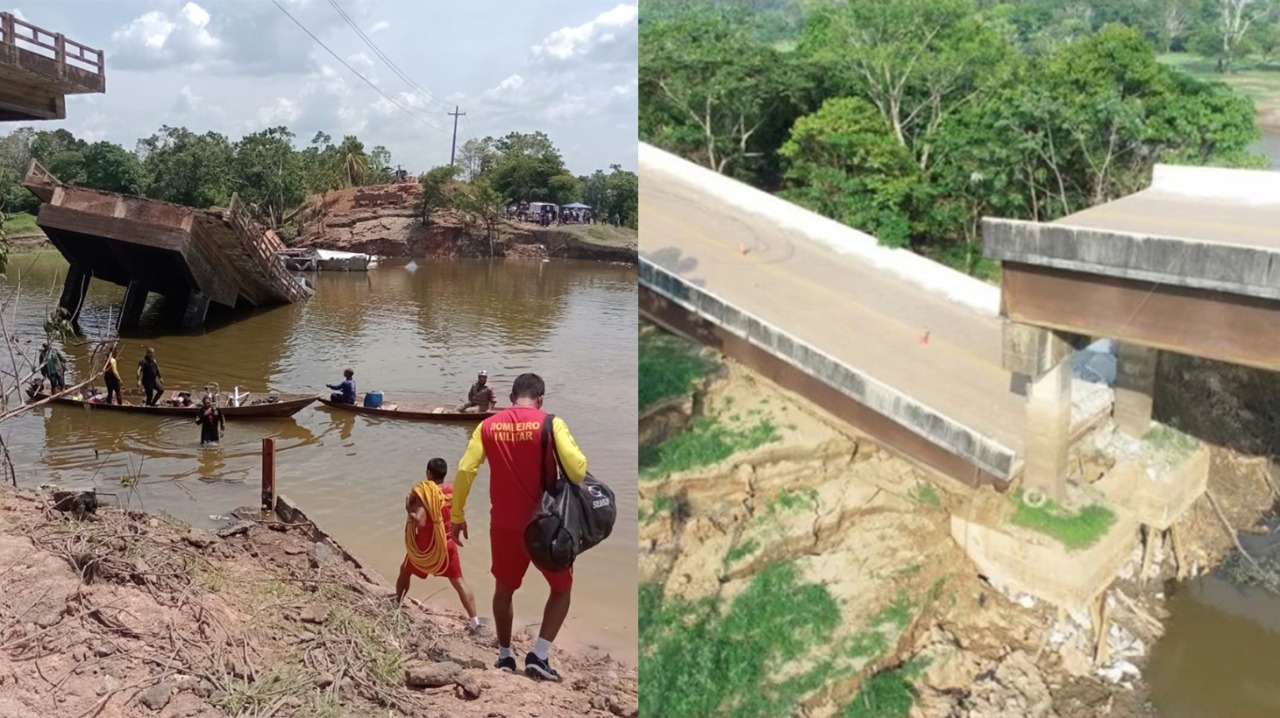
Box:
[0,487,637,718]
[639,326,1277,718]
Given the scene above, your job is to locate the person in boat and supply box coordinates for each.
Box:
[327,368,357,404]
[137,347,163,407]
[195,396,225,445]
[459,370,495,413]
[103,347,123,405]
[395,457,482,634]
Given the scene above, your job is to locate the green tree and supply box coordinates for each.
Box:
[1191,0,1275,72]
[31,129,88,185]
[416,164,459,227]
[640,2,796,178]
[137,126,234,208]
[366,145,394,184]
[455,137,496,181]
[485,131,571,201]
[799,0,1018,169]
[80,141,144,195]
[779,96,921,248]
[335,135,369,188]
[232,126,305,227]
[547,174,581,204]
[456,179,506,252]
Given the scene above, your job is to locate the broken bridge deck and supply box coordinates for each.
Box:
[23,160,310,329]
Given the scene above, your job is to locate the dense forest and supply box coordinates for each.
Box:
[0,125,638,244]
[641,0,1272,276]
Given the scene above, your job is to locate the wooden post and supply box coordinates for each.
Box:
[1094,591,1111,666]
[1139,524,1155,587]
[261,437,276,512]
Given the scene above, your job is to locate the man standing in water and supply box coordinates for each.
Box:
[459,370,496,413]
[396,457,482,634]
[103,347,123,405]
[195,396,224,445]
[451,373,587,681]
[137,347,163,406]
[42,343,66,393]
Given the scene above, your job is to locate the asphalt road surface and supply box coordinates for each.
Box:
[640,164,1027,458]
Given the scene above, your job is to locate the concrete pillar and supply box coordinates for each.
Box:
[1025,355,1072,504]
[1114,343,1159,438]
[57,264,90,325]
[180,292,210,329]
[119,281,148,330]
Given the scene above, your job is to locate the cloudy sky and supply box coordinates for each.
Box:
[9,0,637,175]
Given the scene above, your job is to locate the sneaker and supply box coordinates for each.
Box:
[524,652,561,682]
[495,655,517,672]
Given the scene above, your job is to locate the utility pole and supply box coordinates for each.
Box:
[449,105,466,167]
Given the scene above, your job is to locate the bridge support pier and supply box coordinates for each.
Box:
[57,264,91,328]
[1005,322,1077,503]
[1114,343,1159,438]
[119,281,148,330]
[180,292,210,329]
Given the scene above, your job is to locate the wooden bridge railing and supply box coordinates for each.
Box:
[1,12,104,77]
[227,194,310,302]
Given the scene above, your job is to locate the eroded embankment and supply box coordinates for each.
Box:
[638,325,1279,718]
[0,488,638,718]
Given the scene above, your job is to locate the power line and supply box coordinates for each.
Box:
[325,0,455,114]
[269,0,446,134]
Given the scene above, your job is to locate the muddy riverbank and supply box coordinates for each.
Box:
[638,325,1279,718]
[0,485,637,718]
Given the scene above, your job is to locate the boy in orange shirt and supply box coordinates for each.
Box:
[396,458,482,633]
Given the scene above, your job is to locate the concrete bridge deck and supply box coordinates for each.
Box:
[0,13,104,121]
[638,147,1070,487]
[24,161,310,329]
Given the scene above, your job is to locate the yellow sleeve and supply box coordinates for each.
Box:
[552,417,588,484]
[451,424,486,524]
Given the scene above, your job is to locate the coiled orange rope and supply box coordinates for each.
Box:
[404,480,448,576]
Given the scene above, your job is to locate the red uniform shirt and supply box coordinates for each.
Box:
[478,406,555,530]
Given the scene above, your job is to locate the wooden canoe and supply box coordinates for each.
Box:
[318,398,499,421]
[28,389,318,418]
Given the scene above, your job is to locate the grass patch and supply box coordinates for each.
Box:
[640,330,716,413]
[908,482,941,508]
[1159,53,1280,98]
[1143,424,1199,464]
[725,538,759,564]
[640,562,841,717]
[1007,489,1117,550]
[841,660,927,718]
[641,416,780,479]
[1,212,39,236]
[640,495,681,524]
[847,595,915,661]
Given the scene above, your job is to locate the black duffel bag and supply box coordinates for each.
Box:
[524,414,616,573]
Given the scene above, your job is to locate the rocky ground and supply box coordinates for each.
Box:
[291,185,637,263]
[0,487,637,718]
[639,341,1278,718]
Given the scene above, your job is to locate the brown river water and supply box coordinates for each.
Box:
[0,253,638,663]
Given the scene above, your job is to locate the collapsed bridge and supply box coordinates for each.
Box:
[23,161,311,329]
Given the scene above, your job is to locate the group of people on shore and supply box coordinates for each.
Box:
[506,202,595,227]
[394,372,588,682]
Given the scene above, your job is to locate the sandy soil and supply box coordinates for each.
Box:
[291,185,637,263]
[0,488,637,718]
[640,349,1279,718]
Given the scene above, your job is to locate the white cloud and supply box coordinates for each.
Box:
[370,20,390,33]
[11,8,24,21]
[111,2,221,70]
[347,52,376,77]
[257,97,302,126]
[172,85,201,114]
[530,3,637,67]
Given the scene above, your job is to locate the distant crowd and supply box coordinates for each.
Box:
[506,201,621,227]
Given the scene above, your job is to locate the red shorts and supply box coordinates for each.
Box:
[490,526,572,592]
[401,537,462,580]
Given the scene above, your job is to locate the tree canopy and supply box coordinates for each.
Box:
[640,0,1267,277]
